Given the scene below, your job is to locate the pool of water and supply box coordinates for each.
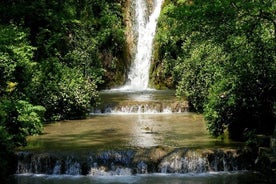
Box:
[11,171,273,184]
[15,90,261,183]
[20,113,239,152]
[100,90,179,102]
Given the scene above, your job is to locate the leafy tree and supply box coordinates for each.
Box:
[0,24,45,178]
[175,40,226,112]
[0,0,127,120]
[154,0,276,139]
[0,0,128,178]
[204,0,276,139]
[0,25,35,96]
[0,98,45,179]
[27,60,98,121]
[0,99,45,147]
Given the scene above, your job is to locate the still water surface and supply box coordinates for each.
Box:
[12,171,270,184]
[22,113,239,152]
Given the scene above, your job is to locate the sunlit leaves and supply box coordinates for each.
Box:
[16,100,45,136]
[28,60,99,121]
[0,25,36,94]
[175,40,226,112]
[6,82,18,93]
[0,99,45,147]
[154,0,276,139]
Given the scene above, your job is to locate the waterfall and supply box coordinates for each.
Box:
[92,90,189,114]
[16,148,250,175]
[122,0,163,91]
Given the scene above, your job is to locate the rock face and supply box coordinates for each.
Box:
[124,0,155,62]
[270,126,276,172]
[101,0,162,89]
[271,126,276,155]
[124,0,136,66]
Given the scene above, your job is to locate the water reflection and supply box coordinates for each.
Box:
[128,92,153,101]
[131,115,156,147]
[22,113,240,152]
[100,90,176,103]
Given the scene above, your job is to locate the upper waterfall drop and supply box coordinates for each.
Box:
[122,0,163,91]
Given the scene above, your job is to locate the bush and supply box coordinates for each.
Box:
[28,61,98,121]
[0,99,45,146]
[175,40,225,112]
[154,0,276,139]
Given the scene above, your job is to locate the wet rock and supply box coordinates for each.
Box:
[137,161,148,174]
[16,147,263,176]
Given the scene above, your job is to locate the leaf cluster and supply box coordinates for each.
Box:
[0,0,127,176]
[154,0,276,139]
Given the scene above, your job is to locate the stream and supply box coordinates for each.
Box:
[10,0,275,183]
[12,172,268,184]
[12,90,274,183]
[18,90,239,151]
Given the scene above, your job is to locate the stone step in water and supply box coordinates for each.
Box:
[92,90,188,114]
[92,101,189,114]
[16,147,255,176]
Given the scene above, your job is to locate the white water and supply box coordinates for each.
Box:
[16,149,241,175]
[122,0,163,91]
[91,90,189,114]
[13,171,265,184]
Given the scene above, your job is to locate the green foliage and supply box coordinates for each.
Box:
[0,99,45,147]
[0,24,45,146]
[204,78,237,137]
[28,61,98,121]
[175,40,226,112]
[16,100,45,136]
[203,0,276,139]
[64,25,104,85]
[154,0,276,139]
[0,25,36,95]
[0,0,127,120]
[0,25,45,178]
[0,98,45,178]
[0,0,127,177]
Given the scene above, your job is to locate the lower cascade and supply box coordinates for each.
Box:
[16,148,253,176]
[92,90,189,114]
[14,91,264,178]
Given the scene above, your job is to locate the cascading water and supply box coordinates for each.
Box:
[92,90,189,114]
[11,1,271,183]
[122,0,163,91]
[16,149,246,176]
